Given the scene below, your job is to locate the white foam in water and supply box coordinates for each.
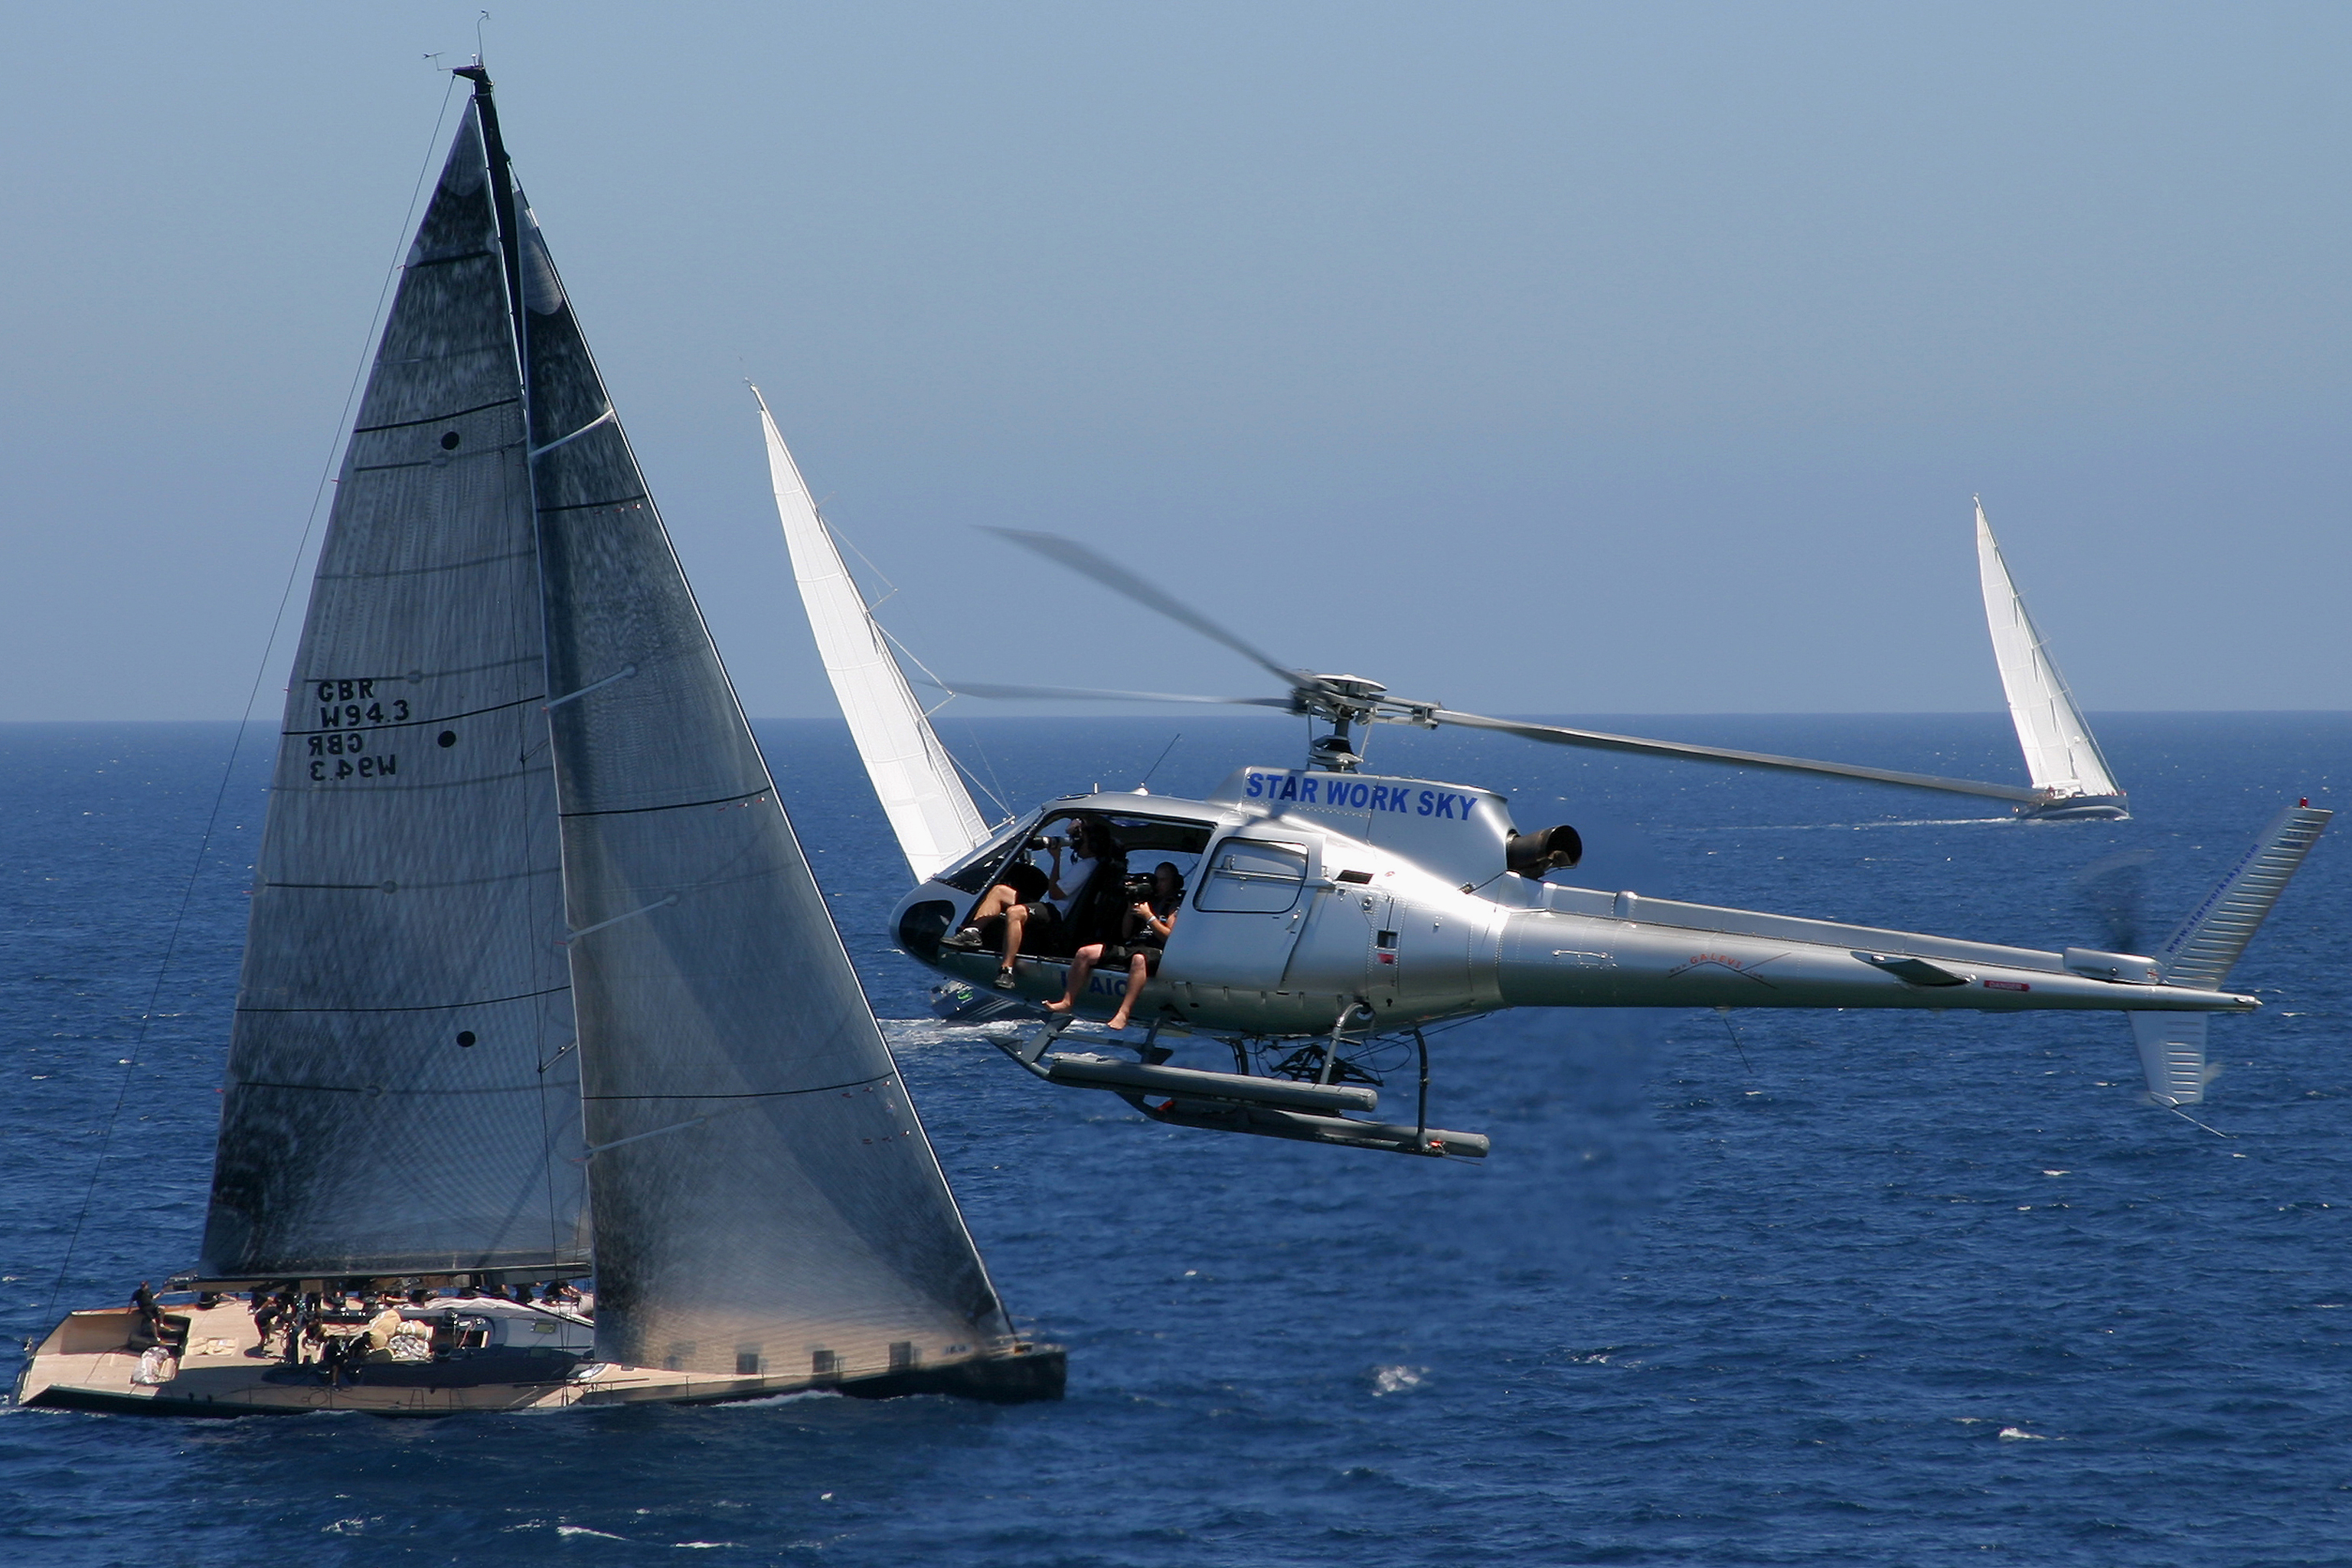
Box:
[1370,1365,1427,1396]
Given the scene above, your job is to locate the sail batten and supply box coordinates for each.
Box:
[1974,499,2121,803]
[756,390,991,882]
[198,100,588,1281]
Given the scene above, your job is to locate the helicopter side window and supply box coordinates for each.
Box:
[1194,838,1310,914]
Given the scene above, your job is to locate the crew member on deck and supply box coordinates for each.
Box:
[129,1281,167,1346]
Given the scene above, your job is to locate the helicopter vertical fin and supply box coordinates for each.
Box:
[2154,802,2331,991]
[2129,1013,2210,1107]
[754,387,992,881]
[2123,802,2330,1106]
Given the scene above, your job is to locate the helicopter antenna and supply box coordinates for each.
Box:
[1135,732,1182,792]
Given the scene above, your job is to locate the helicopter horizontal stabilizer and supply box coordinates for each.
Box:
[2153,802,2332,991]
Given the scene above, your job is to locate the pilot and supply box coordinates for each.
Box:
[1047,861,1181,1029]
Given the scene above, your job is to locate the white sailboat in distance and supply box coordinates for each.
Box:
[1975,498,2128,820]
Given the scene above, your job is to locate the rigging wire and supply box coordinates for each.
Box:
[809,511,1016,824]
[1716,1007,1756,1077]
[40,76,465,1327]
[2165,1102,2235,1138]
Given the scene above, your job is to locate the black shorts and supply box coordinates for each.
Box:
[1102,942,1163,978]
[976,903,1069,958]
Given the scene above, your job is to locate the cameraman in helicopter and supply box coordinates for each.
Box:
[1046,860,1183,1030]
[950,813,1110,989]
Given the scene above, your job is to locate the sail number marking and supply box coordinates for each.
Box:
[314,679,410,730]
[306,735,397,781]
[303,680,406,782]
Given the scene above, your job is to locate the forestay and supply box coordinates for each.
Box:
[523,160,1015,1379]
[755,388,989,881]
[201,102,589,1280]
[1975,499,2119,799]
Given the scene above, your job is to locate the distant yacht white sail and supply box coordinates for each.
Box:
[1975,498,2128,820]
[755,389,992,881]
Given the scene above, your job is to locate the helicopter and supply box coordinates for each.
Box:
[752,391,2329,1158]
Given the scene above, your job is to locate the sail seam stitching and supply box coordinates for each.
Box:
[353,395,522,433]
[538,492,648,514]
[582,1072,894,1102]
[558,788,770,820]
[353,452,523,472]
[400,247,499,271]
[315,547,537,583]
[284,694,546,736]
[230,1080,573,1097]
[236,984,573,1015]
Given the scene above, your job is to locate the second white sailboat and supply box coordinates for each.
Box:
[1975,497,2128,820]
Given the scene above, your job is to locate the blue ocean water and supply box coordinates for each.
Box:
[1,712,2345,1566]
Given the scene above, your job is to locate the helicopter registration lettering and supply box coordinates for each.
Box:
[1241,770,1480,821]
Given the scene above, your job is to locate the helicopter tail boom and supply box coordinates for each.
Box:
[1491,903,2255,1015]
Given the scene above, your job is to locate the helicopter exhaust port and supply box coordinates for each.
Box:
[1507,825,1583,879]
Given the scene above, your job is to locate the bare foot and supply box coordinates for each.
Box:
[1043,998,1073,1014]
[1105,1011,1133,1031]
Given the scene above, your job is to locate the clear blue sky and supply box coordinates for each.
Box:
[3,2,2344,721]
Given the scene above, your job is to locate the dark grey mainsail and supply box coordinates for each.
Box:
[200,103,589,1279]
[498,89,1012,1377]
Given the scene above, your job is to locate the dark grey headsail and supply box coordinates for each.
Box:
[200,102,589,1279]
[481,86,1014,1378]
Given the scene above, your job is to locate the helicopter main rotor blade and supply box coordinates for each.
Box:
[982,528,1312,691]
[1429,709,2043,804]
[939,678,1295,710]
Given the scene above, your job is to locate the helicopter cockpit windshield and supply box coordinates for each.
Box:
[934,810,1216,894]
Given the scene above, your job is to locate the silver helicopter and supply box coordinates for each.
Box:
[754,393,2328,1158]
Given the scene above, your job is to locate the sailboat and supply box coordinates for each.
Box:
[1975,498,2128,820]
[755,387,992,884]
[15,68,1061,1416]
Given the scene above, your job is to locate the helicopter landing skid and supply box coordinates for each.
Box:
[987,1019,1490,1159]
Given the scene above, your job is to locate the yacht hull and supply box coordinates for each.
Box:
[2018,794,2131,821]
[15,1302,1063,1418]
